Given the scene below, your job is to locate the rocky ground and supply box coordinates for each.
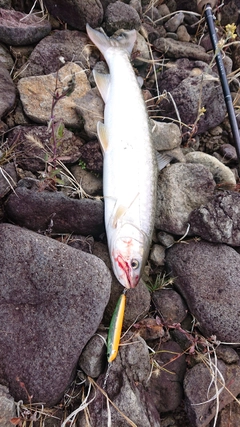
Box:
[1,0,240,426]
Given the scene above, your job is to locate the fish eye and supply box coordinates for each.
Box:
[131,259,139,270]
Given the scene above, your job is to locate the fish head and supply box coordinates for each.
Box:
[109,223,150,289]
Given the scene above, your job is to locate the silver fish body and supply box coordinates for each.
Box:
[86,25,157,288]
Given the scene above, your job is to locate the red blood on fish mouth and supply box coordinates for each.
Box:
[116,254,139,288]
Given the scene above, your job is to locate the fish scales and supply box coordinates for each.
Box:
[104,53,156,233]
[87,25,157,288]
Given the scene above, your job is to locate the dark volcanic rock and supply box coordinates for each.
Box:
[79,332,108,378]
[0,8,51,45]
[43,0,103,31]
[105,0,141,33]
[158,73,226,134]
[152,289,187,324]
[166,240,240,343]
[184,359,240,427]
[78,140,103,173]
[148,340,186,413]
[7,125,84,172]
[0,65,16,118]
[0,223,111,405]
[20,30,91,77]
[153,38,210,62]
[5,178,104,236]
[0,163,17,198]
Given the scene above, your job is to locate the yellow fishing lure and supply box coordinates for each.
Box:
[107,292,126,363]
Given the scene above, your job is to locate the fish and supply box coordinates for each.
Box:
[86,24,169,288]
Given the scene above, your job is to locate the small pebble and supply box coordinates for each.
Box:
[209,125,223,136]
[177,24,190,42]
[216,345,240,364]
[219,143,237,161]
[157,231,175,248]
[149,244,166,266]
[164,12,184,33]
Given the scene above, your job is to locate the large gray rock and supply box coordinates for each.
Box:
[159,74,226,134]
[155,163,216,235]
[5,178,104,236]
[166,240,240,343]
[0,223,111,405]
[189,191,240,246]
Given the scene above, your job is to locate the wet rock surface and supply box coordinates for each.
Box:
[0,1,240,426]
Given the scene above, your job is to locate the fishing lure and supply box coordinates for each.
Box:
[107,291,126,363]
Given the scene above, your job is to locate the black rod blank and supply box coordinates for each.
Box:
[205,3,240,162]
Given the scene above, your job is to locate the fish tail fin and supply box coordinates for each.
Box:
[86,24,136,57]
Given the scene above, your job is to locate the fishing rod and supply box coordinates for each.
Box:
[197,0,240,163]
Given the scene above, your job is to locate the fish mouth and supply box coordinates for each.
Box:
[115,254,139,289]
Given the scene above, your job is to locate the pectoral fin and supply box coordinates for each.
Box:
[137,76,144,88]
[93,70,110,103]
[97,121,108,153]
[113,204,128,228]
[156,152,172,171]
